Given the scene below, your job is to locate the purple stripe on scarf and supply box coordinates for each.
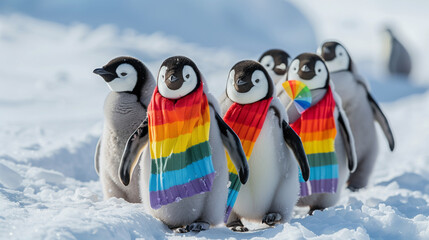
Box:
[150,172,216,209]
[300,178,338,197]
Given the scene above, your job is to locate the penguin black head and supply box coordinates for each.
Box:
[93,56,148,97]
[258,49,291,76]
[287,53,329,90]
[318,41,351,72]
[157,56,201,100]
[226,60,274,104]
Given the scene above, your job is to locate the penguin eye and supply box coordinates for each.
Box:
[266,64,270,67]
[185,74,190,79]
[318,69,321,73]
[121,72,127,76]
[339,53,343,56]
[255,79,260,83]
[162,75,164,79]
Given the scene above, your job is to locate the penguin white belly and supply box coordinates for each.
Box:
[233,111,282,220]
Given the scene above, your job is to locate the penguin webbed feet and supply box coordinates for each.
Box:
[262,213,282,226]
[172,221,210,233]
[227,219,248,232]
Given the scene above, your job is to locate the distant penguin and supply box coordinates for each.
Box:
[258,49,291,85]
[318,41,395,191]
[93,56,156,202]
[119,56,249,233]
[382,27,412,76]
[221,60,309,231]
[281,53,357,213]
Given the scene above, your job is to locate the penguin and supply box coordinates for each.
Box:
[93,56,156,203]
[382,27,412,76]
[118,56,249,233]
[258,49,292,85]
[219,49,291,115]
[318,41,395,190]
[221,60,309,231]
[280,53,357,213]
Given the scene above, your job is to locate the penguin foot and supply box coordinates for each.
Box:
[186,221,210,232]
[227,220,248,232]
[347,185,361,192]
[172,227,188,233]
[262,213,282,226]
[309,206,325,215]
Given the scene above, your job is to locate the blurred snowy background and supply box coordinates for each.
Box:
[1,0,429,239]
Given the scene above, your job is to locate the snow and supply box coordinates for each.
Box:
[1,1,429,239]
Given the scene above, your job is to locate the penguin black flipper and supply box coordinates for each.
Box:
[281,120,310,181]
[337,110,357,172]
[367,92,395,151]
[94,138,101,175]
[119,118,149,186]
[214,111,249,184]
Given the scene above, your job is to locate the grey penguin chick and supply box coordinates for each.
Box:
[93,56,156,202]
[280,53,357,213]
[119,56,249,233]
[221,60,309,231]
[318,41,395,191]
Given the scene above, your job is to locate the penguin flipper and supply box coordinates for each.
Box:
[367,92,395,151]
[214,111,249,184]
[94,137,101,175]
[269,100,287,128]
[281,120,310,181]
[337,109,357,172]
[119,118,149,186]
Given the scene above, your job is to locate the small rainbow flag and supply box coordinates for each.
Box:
[223,97,273,222]
[147,83,215,209]
[290,87,338,196]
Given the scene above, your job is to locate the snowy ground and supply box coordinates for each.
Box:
[1,1,429,239]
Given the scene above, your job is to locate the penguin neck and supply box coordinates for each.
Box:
[310,88,328,107]
[134,74,157,108]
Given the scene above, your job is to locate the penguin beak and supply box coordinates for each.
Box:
[298,63,315,80]
[236,78,247,86]
[164,73,183,90]
[169,75,179,83]
[274,63,287,75]
[93,68,114,76]
[301,65,311,72]
[93,68,116,82]
[234,77,252,93]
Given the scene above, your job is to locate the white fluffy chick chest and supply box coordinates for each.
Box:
[233,110,283,218]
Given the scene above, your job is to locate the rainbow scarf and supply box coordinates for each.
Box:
[147,83,215,209]
[223,97,273,222]
[290,87,338,196]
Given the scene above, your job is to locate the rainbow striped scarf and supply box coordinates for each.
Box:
[147,84,215,209]
[290,87,338,196]
[223,97,273,222]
